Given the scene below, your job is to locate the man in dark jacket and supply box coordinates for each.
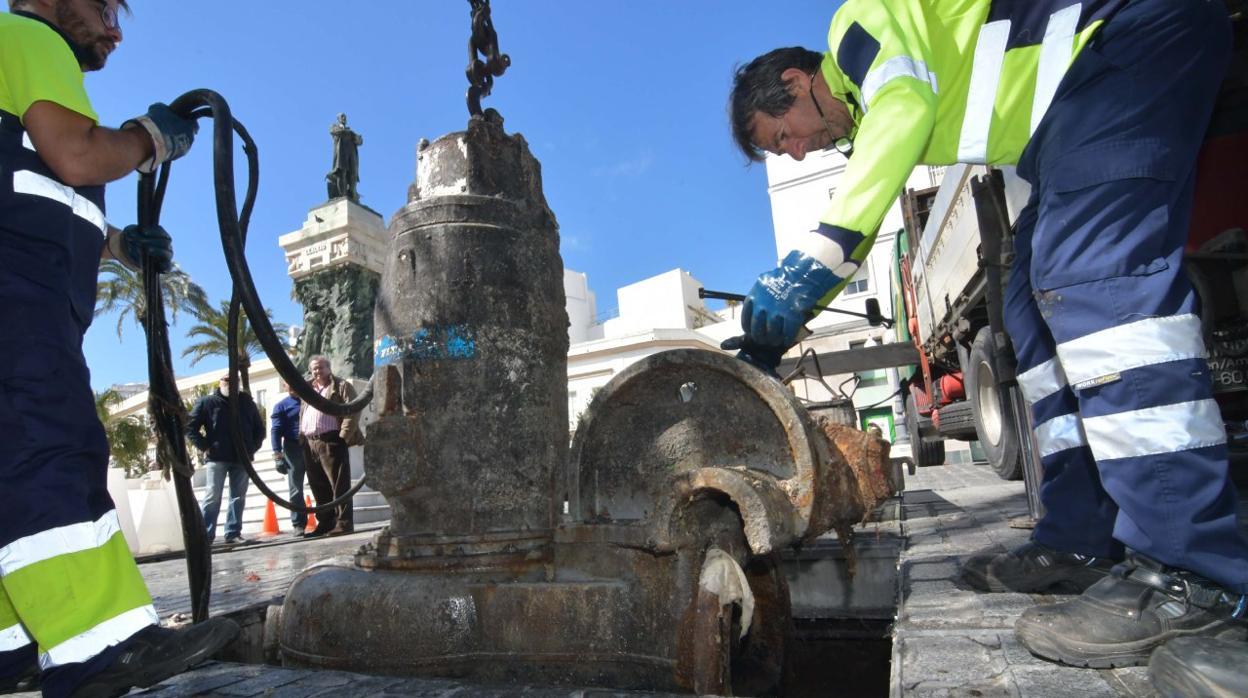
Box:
[270,382,305,536]
[187,374,264,544]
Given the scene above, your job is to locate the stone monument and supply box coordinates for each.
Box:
[278,116,384,379]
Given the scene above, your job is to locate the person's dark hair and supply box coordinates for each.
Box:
[9,1,130,14]
[730,47,824,162]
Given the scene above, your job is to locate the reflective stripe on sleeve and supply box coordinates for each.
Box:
[1017,357,1067,405]
[0,623,33,652]
[21,132,36,151]
[1031,3,1081,135]
[11,170,106,234]
[861,56,939,108]
[1034,413,1087,459]
[957,19,1009,163]
[0,511,122,576]
[39,605,157,670]
[1082,399,1227,461]
[1056,314,1206,387]
[793,229,862,280]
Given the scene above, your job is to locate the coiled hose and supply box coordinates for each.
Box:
[137,89,373,622]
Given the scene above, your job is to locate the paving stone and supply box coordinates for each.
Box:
[135,661,257,696]
[1102,667,1156,697]
[213,666,306,695]
[904,558,960,581]
[896,634,1013,694]
[977,594,1038,621]
[1009,664,1119,698]
[262,670,356,698]
[305,674,405,696]
[373,678,469,697]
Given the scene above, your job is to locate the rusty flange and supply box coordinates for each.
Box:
[568,349,834,550]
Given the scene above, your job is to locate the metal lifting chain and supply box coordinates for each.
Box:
[466,0,510,116]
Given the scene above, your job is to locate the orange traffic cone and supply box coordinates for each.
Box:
[262,498,280,536]
[304,495,318,533]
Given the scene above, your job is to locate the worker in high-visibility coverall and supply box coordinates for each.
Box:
[0,1,237,697]
[729,0,1248,682]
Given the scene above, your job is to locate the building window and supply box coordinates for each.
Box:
[842,266,870,296]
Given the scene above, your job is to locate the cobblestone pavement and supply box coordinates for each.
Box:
[129,661,692,698]
[893,462,1154,698]
[17,463,1243,696]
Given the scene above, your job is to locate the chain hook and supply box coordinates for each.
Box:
[466,0,511,117]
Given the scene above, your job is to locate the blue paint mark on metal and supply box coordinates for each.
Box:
[374,326,477,364]
[375,335,402,366]
[411,327,441,360]
[445,325,477,359]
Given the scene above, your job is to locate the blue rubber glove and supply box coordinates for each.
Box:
[741,250,843,348]
[274,452,290,475]
[721,335,785,378]
[124,103,198,174]
[116,224,173,273]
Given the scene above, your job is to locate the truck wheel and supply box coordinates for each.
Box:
[905,395,946,468]
[935,401,978,440]
[967,327,1022,480]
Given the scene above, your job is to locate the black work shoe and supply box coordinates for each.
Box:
[303,527,331,539]
[961,541,1117,593]
[1150,636,1248,697]
[1015,553,1248,668]
[71,618,240,698]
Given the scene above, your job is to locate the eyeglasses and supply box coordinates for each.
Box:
[809,72,855,158]
[97,1,120,31]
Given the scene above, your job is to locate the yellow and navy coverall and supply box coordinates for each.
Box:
[798,0,1248,592]
[0,11,158,696]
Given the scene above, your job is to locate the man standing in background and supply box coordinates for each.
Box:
[187,375,264,545]
[271,382,306,537]
[300,355,363,538]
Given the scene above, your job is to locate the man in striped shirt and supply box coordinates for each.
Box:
[730,0,1246,671]
[299,355,363,538]
[0,1,235,696]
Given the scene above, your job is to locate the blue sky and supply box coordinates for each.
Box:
[82,1,842,390]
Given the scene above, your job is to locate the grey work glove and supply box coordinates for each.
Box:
[107,224,173,273]
[124,103,198,174]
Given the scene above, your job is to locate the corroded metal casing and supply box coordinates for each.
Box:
[569,349,840,553]
[367,114,568,556]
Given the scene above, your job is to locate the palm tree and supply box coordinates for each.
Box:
[95,389,153,479]
[181,300,289,392]
[95,260,211,340]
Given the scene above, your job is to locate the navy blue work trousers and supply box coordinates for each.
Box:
[0,267,134,696]
[1006,0,1248,591]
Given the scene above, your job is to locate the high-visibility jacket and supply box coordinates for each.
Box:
[0,11,108,330]
[0,11,157,672]
[799,0,1125,300]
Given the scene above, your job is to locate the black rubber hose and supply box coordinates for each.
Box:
[165,91,372,516]
[171,90,373,418]
[137,164,212,623]
[136,90,375,618]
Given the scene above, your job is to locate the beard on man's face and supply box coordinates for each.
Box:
[54,2,113,71]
